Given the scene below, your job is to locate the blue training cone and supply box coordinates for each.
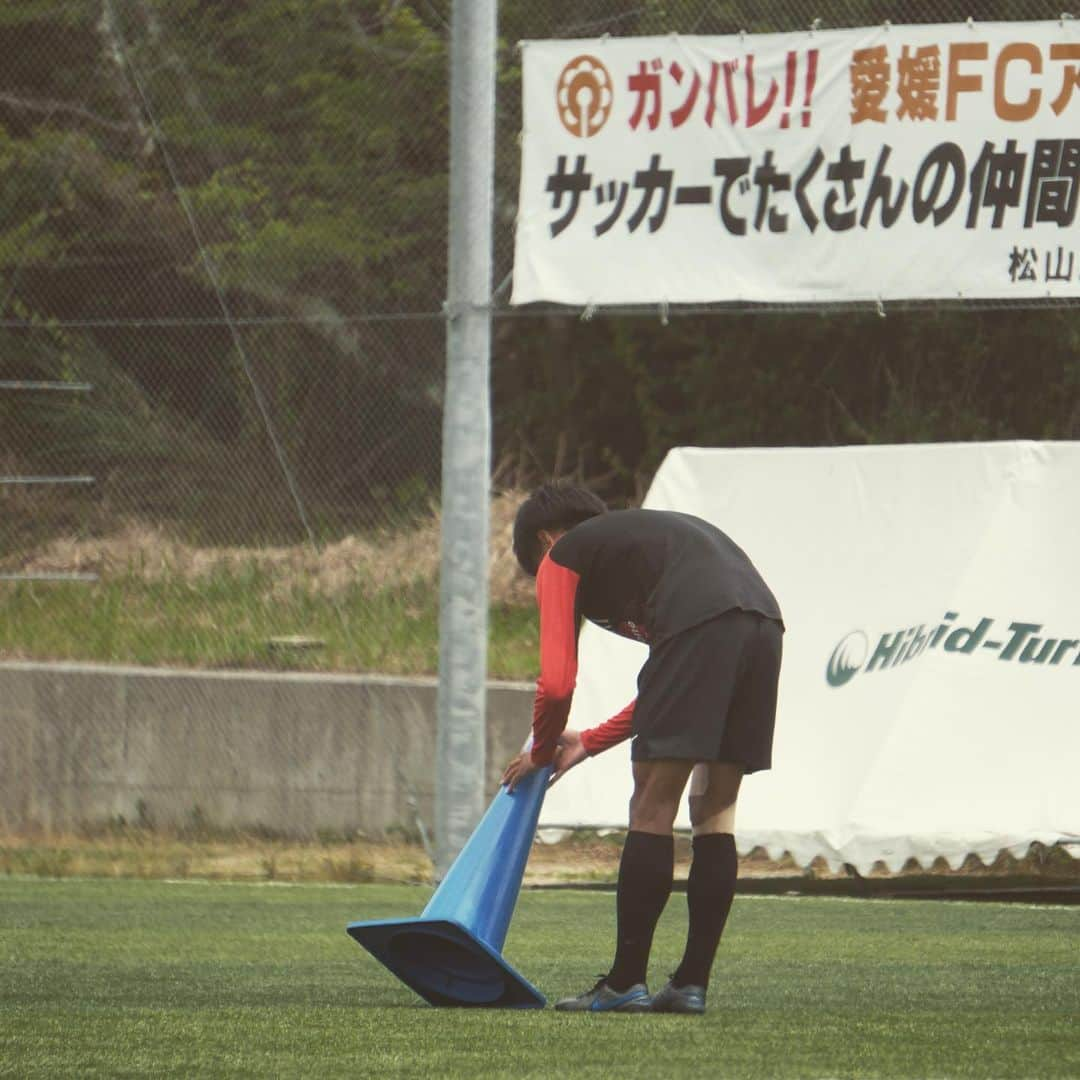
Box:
[347,763,551,1008]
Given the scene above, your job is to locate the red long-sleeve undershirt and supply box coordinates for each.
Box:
[530,553,636,765]
[580,698,635,756]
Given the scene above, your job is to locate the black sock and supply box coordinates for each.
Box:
[672,832,737,990]
[605,830,674,992]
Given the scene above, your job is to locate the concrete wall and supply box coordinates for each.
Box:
[0,662,534,838]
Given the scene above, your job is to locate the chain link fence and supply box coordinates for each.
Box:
[0,0,1072,846]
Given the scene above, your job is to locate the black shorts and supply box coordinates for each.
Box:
[630,610,783,774]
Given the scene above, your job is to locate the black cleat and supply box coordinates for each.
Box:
[649,980,706,1014]
[554,977,651,1013]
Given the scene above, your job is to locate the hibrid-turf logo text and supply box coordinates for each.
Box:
[825,614,1080,688]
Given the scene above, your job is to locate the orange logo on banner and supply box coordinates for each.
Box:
[556,55,614,137]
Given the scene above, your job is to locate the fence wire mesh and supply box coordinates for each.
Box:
[0,1,1075,847]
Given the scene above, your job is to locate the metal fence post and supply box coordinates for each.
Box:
[436,0,498,877]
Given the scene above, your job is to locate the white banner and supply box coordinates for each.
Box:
[539,442,1080,872]
[513,22,1080,305]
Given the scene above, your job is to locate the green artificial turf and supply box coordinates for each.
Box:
[0,879,1077,1078]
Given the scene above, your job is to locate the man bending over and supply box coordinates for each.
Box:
[502,484,783,1014]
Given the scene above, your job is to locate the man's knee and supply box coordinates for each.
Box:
[629,779,681,832]
[629,800,679,833]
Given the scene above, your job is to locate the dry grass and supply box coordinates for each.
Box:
[0,828,432,885]
[0,828,769,886]
[3,827,1075,888]
[5,489,535,605]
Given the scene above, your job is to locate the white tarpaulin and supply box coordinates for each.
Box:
[539,442,1080,872]
[513,23,1080,306]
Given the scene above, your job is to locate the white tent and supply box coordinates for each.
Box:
[539,442,1080,873]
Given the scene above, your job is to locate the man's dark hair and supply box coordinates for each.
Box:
[512,484,607,577]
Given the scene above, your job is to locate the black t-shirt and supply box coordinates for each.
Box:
[549,508,783,648]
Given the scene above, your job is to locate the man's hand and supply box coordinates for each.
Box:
[501,751,540,793]
[550,729,588,786]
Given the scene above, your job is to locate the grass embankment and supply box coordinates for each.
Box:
[0,494,540,677]
[0,571,537,677]
[1,879,1077,1078]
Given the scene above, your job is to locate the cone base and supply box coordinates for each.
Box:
[346,917,546,1009]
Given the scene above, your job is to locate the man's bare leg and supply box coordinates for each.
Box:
[629,759,695,833]
[688,760,743,835]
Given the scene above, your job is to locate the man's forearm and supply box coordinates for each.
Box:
[580,698,636,756]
